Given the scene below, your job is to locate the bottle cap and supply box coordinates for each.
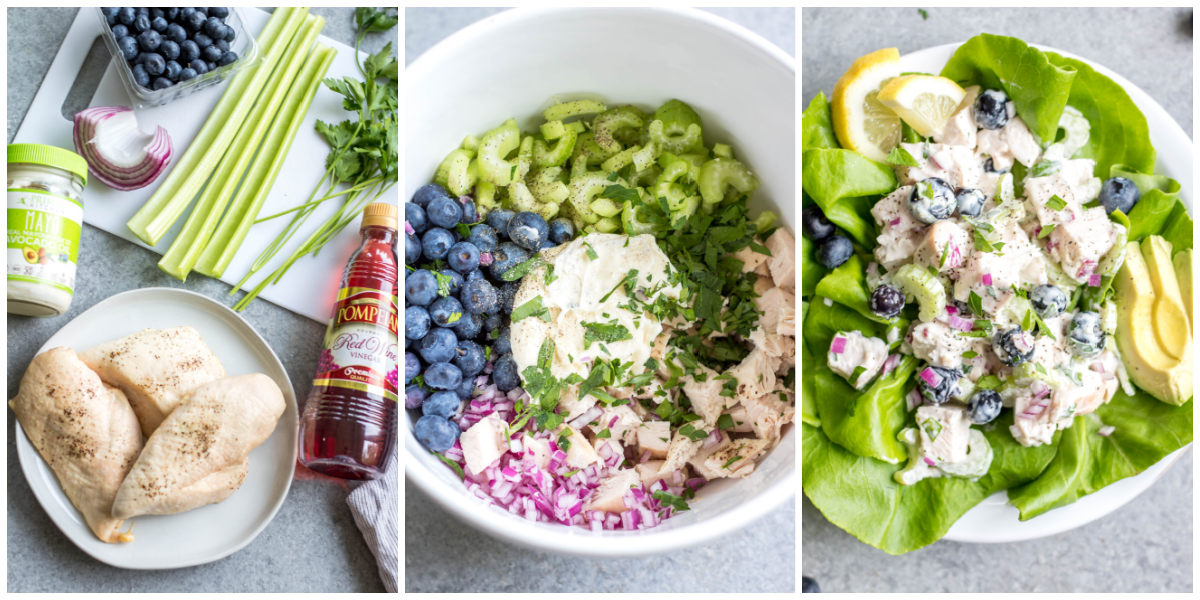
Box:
[362,202,398,231]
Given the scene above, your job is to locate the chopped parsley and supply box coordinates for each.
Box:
[501,255,549,281]
[455,222,473,238]
[583,240,599,260]
[652,490,690,512]
[1044,194,1068,211]
[968,291,984,316]
[886,145,920,167]
[720,455,744,470]
[434,271,454,297]
[678,423,709,442]
[975,375,1002,390]
[599,184,642,204]
[511,295,551,322]
[432,451,464,479]
[596,428,612,439]
[582,321,633,349]
[1038,224,1056,239]
[716,413,735,430]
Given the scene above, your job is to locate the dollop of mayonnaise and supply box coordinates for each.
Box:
[511,233,682,380]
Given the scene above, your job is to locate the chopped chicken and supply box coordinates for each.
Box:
[687,431,731,479]
[703,438,770,479]
[741,390,796,446]
[764,228,796,292]
[583,469,640,513]
[636,460,669,487]
[461,415,509,474]
[636,421,671,459]
[681,363,730,427]
[725,348,780,406]
[659,429,706,474]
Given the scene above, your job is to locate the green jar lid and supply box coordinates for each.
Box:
[7,143,89,185]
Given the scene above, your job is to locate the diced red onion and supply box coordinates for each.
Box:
[1088,274,1102,287]
[945,304,958,315]
[923,457,937,467]
[890,217,902,226]
[405,221,415,235]
[569,406,604,430]
[479,252,493,266]
[830,336,847,354]
[907,388,923,411]
[880,353,902,377]
[981,273,993,286]
[948,315,974,331]
[639,450,652,464]
[920,367,943,387]
[704,428,722,448]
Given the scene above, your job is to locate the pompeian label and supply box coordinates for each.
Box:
[6,189,83,294]
[314,287,399,401]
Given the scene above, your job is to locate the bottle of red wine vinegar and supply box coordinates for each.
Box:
[298,202,398,480]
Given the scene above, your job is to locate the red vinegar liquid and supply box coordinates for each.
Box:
[298,204,398,480]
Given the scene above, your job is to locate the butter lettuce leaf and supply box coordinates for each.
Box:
[814,356,916,465]
[1126,189,1194,252]
[940,33,1076,143]
[801,233,827,297]
[801,148,897,247]
[803,91,839,151]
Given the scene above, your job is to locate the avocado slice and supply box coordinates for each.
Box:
[1142,236,1189,360]
[1174,249,1192,327]
[1113,239,1193,405]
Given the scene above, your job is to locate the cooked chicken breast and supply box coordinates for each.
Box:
[78,326,225,437]
[10,347,143,543]
[112,373,285,519]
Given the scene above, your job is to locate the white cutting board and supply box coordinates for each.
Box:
[12,8,396,323]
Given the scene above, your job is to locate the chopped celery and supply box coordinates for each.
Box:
[533,128,577,168]
[448,159,479,197]
[565,121,587,134]
[647,119,703,154]
[571,131,618,166]
[698,158,759,208]
[159,13,325,280]
[193,43,337,278]
[594,217,620,233]
[514,135,534,182]
[631,141,660,171]
[127,7,308,246]
[654,160,692,212]
[751,211,778,233]
[461,134,480,152]
[627,164,661,188]
[540,120,567,140]
[508,181,559,220]
[591,106,645,153]
[600,145,640,173]
[434,148,474,189]
[894,263,947,322]
[567,171,617,225]
[475,181,498,214]
[527,167,569,204]
[477,119,520,186]
[543,100,606,122]
[712,143,734,159]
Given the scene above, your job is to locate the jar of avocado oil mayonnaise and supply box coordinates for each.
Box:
[7,144,88,317]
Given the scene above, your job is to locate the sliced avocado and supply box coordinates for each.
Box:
[1142,236,1189,360]
[1113,241,1194,405]
[1174,249,1192,328]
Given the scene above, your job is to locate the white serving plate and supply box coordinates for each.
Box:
[13,288,298,568]
[891,43,1193,544]
[405,7,796,557]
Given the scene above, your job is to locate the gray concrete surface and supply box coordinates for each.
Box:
[802,7,1193,593]
[7,7,396,592]
[404,7,796,593]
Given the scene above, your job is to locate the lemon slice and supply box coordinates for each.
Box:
[831,48,902,162]
[877,75,966,138]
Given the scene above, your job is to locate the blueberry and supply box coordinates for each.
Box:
[194,32,213,50]
[164,8,179,21]
[486,208,516,235]
[460,198,479,224]
[460,279,498,314]
[954,187,986,217]
[465,268,487,283]
[165,60,182,81]
[412,183,452,208]
[492,354,521,391]
[993,327,1036,366]
[405,306,431,340]
[131,63,150,88]
[143,53,166,76]
[180,40,200,63]
[209,7,230,19]
[118,7,136,26]
[489,242,530,279]
[405,385,429,409]
[135,8,149,17]
[179,67,198,81]
[215,38,230,53]
[102,7,120,25]
[816,235,853,269]
[537,239,556,251]
[973,89,1009,130]
[1067,311,1106,357]
[203,16,224,38]
[202,44,223,63]
[801,206,836,242]
[420,228,454,261]
[220,25,236,42]
[869,284,905,318]
[111,24,129,40]
[117,36,139,60]
[482,312,503,336]
[453,340,486,377]
[802,577,820,594]
[404,351,422,384]
[159,40,180,61]
[908,177,956,224]
[404,269,439,306]
[427,196,463,229]
[185,10,206,31]
[151,16,168,33]
[916,365,960,405]
[455,377,476,399]
[451,311,483,340]
[492,327,512,357]
[151,77,174,90]
[180,7,196,21]
[216,51,238,67]
[423,390,464,419]
[425,362,463,390]
[966,389,1002,425]
[507,212,549,250]
[448,241,481,273]
[414,415,460,452]
[438,269,464,296]
[1098,177,1140,215]
[190,59,208,75]
[429,296,464,328]
[1030,284,1067,319]
[466,223,498,253]
[417,327,458,364]
[207,61,217,72]
[497,281,520,315]
[548,218,575,244]
[133,14,151,33]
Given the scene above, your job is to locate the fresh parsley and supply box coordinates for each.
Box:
[583,241,599,260]
[886,146,921,167]
[582,321,633,349]
[511,295,551,322]
[1045,194,1068,211]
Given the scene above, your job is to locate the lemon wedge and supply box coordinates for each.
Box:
[831,48,902,162]
[877,75,966,138]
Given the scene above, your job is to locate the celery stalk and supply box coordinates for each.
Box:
[126,7,308,246]
[194,44,337,278]
[158,14,326,281]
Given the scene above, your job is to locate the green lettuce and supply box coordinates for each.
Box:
[814,356,916,465]
[1126,189,1194,252]
[813,254,897,325]
[940,33,1076,142]
[803,92,838,151]
[1009,393,1193,520]
[801,234,828,297]
[801,149,897,247]
[801,335,820,427]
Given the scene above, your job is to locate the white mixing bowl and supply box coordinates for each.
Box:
[404,7,796,557]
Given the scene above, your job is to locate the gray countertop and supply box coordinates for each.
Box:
[404,7,796,593]
[7,7,395,592]
[802,7,1193,593]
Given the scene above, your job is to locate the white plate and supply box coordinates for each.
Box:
[405,7,796,557]
[14,288,299,569]
[892,43,1193,544]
